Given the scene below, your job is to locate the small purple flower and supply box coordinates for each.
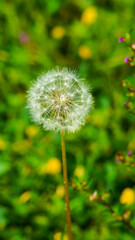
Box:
[116,158,120,162]
[119,37,124,43]
[124,102,127,105]
[124,56,129,63]
[128,151,132,156]
[19,31,29,44]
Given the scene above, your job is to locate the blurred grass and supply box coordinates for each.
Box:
[0,0,135,239]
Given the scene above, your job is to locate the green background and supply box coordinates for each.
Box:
[0,0,135,239]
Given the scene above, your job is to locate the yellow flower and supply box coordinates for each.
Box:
[54,232,68,240]
[0,138,6,150]
[74,165,85,178]
[81,6,97,25]
[78,45,92,59]
[126,92,134,97]
[19,191,31,203]
[51,26,66,39]
[120,188,135,205]
[26,125,39,138]
[56,185,65,198]
[40,158,61,174]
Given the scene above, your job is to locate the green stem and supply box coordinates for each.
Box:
[61,129,73,240]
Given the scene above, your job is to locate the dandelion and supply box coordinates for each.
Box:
[27,68,93,133]
[78,45,92,60]
[81,6,97,25]
[19,191,31,203]
[25,125,39,138]
[120,188,135,205]
[51,26,66,39]
[27,67,94,240]
[45,158,61,174]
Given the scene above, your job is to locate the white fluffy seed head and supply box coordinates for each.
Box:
[27,68,94,132]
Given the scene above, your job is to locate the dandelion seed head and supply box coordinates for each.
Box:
[27,68,94,132]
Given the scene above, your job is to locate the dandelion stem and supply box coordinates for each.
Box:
[61,129,73,240]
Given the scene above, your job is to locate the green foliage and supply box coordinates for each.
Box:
[0,0,135,239]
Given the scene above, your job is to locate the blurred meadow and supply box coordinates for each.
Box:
[0,0,135,239]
